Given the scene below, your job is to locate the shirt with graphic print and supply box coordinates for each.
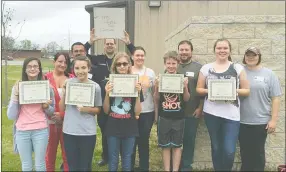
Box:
[158,92,185,120]
[105,92,144,137]
[133,67,155,113]
[201,62,243,121]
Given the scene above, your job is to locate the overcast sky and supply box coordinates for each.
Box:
[3,1,106,50]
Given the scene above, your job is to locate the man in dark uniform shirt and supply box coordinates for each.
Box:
[84,28,135,166]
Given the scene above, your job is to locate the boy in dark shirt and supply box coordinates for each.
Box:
[154,51,190,171]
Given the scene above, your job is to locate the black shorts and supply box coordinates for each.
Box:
[157,116,185,148]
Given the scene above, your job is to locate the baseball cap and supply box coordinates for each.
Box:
[245,47,261,55]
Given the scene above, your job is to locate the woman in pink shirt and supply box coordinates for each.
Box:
[7,57,55,171]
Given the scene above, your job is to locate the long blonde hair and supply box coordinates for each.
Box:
[110,52,132,74]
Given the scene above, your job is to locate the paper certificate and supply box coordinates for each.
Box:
[65,82,96,107]
[93,7,125,38]
[109,74,139,97]
[19,80,50,104]
[208,78,237,101]
[159,74,184,93]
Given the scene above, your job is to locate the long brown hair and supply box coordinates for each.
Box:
[110,52,132,74]
[213,38,232,61]
[22,57,43,81]
[54,52,71,76]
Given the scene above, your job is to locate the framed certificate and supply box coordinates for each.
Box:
[109,74,139,97]
[159,74,184,93]
[19,80,50,104]
[208,78,237,101]
[65,82,96,107]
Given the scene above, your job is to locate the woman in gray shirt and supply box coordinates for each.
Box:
[239,47,282,171]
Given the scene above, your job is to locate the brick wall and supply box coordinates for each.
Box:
[165,15,285,170]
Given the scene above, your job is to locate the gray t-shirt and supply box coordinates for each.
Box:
[240,67,282,124]
[63,78,102,135]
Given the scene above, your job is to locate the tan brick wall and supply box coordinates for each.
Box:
[165,15,285,171]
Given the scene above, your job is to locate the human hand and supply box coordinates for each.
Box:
[12,81,20,101]
[51,112,63,125]
[105,81,113,95]
[77,105,85,112]
[183,77,188,88]
[42,99,52,109]
[266,119,277,134]
[89,28,102,44]
[193,108,203,118]
[135,82,142,93]
[120,30,131,45]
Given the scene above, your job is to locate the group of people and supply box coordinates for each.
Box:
[7,28,282,172]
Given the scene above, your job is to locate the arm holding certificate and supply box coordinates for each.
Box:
[60,56,103,116]
[60,79,102,115]
[196,72,208,96]
[196,64,250,100]
[42,87,55,116]
[103,80,142,116]
[7,80,55,120]
[236,70,250,96]
[154,76,190,101]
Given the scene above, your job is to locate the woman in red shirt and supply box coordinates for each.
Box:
[44,52,74,171]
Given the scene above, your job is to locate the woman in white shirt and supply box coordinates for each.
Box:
[196,38,250,171]
[131,46,156,171]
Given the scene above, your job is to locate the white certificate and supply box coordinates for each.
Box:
[159,74,184,93]
[109,74,139,97]
[208,78,237,101]
[93,7,125,38]
[19,80,50,104]
[65,82,96,107]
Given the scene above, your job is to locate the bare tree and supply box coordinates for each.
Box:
[32,43,40,50]
[47,41,59,53]
[1,1,26,106]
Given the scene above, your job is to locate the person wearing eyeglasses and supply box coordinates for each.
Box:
[239,47,282,171]
[102,52,143,171]
[7,57,55,171]
[83,28,136,167]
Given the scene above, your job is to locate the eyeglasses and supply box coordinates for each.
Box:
[115,62,129,67]
[26,65,39,70]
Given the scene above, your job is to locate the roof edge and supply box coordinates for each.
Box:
[85,0,127,13]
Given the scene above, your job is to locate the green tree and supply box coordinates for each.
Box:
[20,39,32,50]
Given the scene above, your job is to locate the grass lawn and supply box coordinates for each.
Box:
[1,58,163,171]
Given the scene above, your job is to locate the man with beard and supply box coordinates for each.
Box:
[84,28,135,167]
[177,40,204,171]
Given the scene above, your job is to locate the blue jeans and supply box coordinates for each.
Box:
[181,116,199,171]
[204,113,240,171]
[63,133,96,171]
[16,128,49,171]
[107,136,135,171]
